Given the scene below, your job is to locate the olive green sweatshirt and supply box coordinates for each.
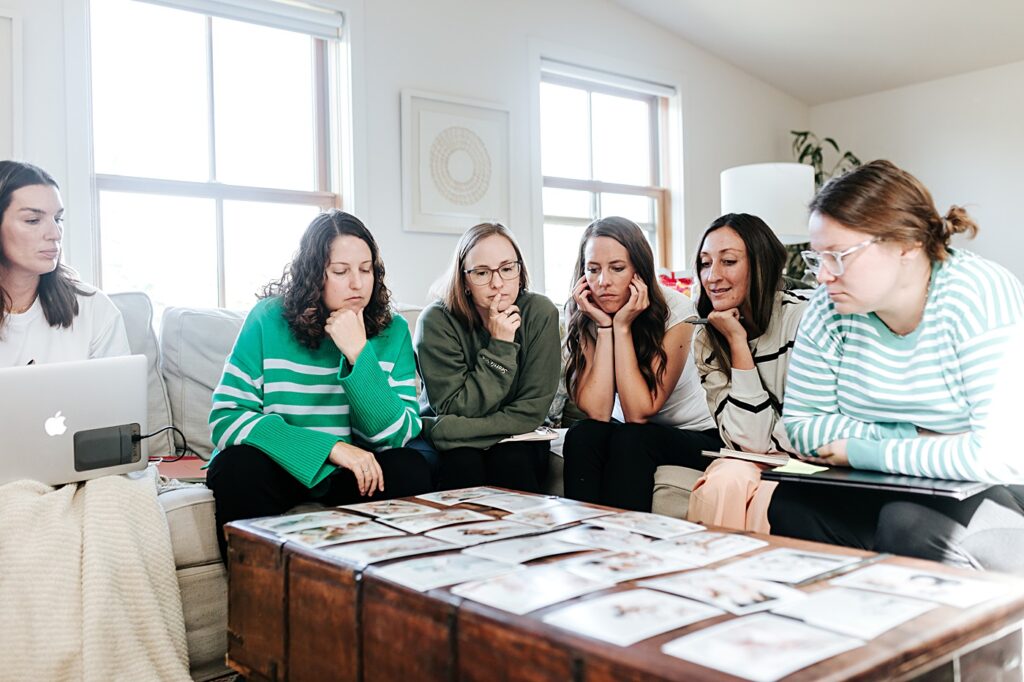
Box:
[413,291,561,451]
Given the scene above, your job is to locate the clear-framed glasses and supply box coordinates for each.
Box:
[464,261,522,286]
[801,238,880,277]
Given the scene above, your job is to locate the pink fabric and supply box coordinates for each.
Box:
[687,458,777,534]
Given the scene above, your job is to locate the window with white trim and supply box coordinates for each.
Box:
[539,60,674,304]
[89,0,346,315]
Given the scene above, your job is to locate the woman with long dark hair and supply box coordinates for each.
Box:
[0,160,128,365]
[686,213,810,530]
[414,222,560,492]
[562,216,721,510]
[206,209,432,558]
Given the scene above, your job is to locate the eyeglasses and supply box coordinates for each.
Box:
[464,261,522,287]
[801,238,879,277]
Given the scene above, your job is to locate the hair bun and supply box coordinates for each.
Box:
[942,205,979,240]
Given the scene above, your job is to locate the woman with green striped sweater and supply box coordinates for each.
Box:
[773,160,1024,572]
[206,210,432,558]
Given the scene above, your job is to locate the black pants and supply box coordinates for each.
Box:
[768,482,1024,573]
[207,444,433,561]
[437,441,550,494]
[562,419,723,511]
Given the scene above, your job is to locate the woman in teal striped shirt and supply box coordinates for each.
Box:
[206,210,432,558]
[773,160,1024,572]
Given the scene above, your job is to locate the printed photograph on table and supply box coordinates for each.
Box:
[589,511,704,539]
[324,535,458,566]
[503,503,612,528]
[471,492,559,513]
[661,613,864,682]
[424,519,538,546]
[542,588,724,647]
[416,486,507,506]
[718,548,863,584]
[831,564,1002,608]
[461,534,589,564]
[283,520,404,549]
[401,90,509,234]
[381,508,493,534]
[771,587,937,639]
[451,563,612,615]
[561,549,693,584]
[340,499,439,519]
[545,524,658,552]
[640,569,806,615]
[648,532,768,566]
[375,552,521,592]
[250,510,365,535]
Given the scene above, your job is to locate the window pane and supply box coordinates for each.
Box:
[212,19,316,190]
[542,187,592,220]
[543,222,588,304]
[223,201,322,310]
[599,193,654,227]
[540,82,590,180]
[591,93,652,186]
[91,0,210,181]
[99,192,217,321]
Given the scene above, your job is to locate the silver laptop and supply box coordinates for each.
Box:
[0,355,148,486]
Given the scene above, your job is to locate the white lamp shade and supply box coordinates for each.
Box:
[720,163,815,244]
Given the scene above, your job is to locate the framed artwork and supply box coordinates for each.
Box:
[401,90,510,234]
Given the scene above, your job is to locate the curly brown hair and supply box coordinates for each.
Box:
[261,209,393,349]
[564,216,669,400]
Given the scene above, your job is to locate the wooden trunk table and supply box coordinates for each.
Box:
[224,492,1024,681]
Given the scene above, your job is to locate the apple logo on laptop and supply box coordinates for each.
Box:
[44,411,68,437]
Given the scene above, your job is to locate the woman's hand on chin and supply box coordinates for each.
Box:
[708,308,748,344]
[325,307,367,363]
[572,276,613,328]
[613,274,649,331]
[483,293,521,343]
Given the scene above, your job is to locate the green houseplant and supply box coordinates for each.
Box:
[785,130,862,283]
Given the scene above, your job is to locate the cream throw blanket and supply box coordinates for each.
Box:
[0,465,190,681]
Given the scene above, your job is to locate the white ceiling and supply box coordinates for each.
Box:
[612,0,1024,105]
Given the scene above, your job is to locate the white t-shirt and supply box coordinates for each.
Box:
[0,283,130,367]
[612,287,716,431]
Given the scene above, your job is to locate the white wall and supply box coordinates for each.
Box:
[7,0,807,304]
[359,0,807,301]
[811,60,1024,282]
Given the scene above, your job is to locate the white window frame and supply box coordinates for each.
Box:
[538,60,676,282]
[61,0,364,289]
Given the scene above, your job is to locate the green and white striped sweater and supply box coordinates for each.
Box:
[208,297,421,488]
[783,249,1024,482]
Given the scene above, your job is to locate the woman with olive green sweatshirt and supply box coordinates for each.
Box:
[414,222,561,493]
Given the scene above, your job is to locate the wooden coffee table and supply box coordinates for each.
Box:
[224,492,1024,681]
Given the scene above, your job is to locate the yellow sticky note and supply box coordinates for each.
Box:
[772,460,829,475]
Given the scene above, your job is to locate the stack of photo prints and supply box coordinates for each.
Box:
[250,487,1004,681]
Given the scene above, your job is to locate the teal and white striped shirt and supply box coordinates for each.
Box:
[783,249,1024,482]
[209,297,422,488]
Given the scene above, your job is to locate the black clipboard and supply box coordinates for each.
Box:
[761,466,992,501]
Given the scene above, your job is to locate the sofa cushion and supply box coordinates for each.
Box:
[161,307,246,459]
[176,562,228,681]
[159,484,222,569]
[652,465,703,520]
[109,292,175,457]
